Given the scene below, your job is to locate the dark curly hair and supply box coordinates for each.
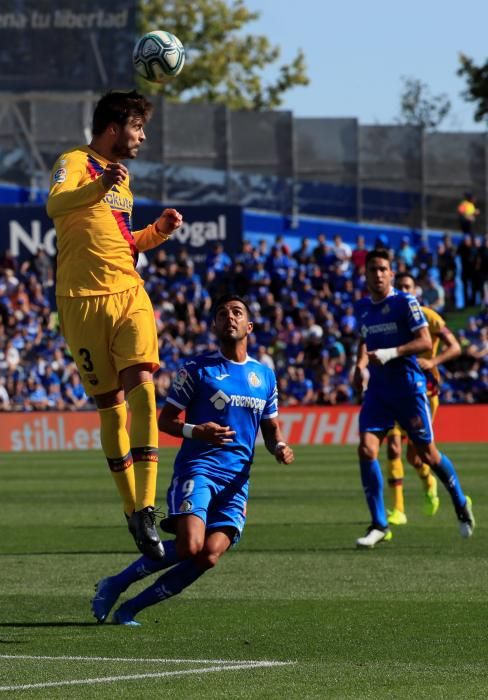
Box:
[92,90,153,135]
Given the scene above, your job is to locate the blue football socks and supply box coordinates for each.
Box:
[111,540,179,592]
[430,452,466,511]
[360,458,388,529]
[116,560,205,619]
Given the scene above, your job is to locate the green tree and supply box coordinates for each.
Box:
[458,53,488,122]
[396,76,451,130]
[137,0,309,109]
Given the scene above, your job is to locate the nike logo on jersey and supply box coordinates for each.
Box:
[215,374,230,381]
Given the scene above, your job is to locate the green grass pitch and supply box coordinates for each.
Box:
[1,443,487,698]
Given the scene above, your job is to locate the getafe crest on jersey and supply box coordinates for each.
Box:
[247,371,261,388]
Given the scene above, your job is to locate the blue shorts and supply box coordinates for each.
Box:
[360,390,434,444]
[163,472,248,544]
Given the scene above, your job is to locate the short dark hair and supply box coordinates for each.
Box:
[365,248,390,266]
[395,271,416,286]
[92,90,153,135]
[212,294,251,319]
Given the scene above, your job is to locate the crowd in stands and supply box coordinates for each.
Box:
[0,231,487,412]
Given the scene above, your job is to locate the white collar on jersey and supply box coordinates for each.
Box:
[370,288,396,305]
[218,350,250,365]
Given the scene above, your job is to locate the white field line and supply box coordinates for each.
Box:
[0,654,256,664]
[0,661,293,692]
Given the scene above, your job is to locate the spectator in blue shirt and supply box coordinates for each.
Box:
[266,244,298,280]
[235,240,255,271]
[249,261,271,290]
[46,382,65,410]
[289,366,315,404]
[285,330,305,365]
[325,336,347,367]
[422,276,445,313]
[414,238,434,272]
[340,305,357,333]
[29,379,48,411]
[205,242,232,275]
[11,378,29,411]
[64,371,89,410]
[396,236,416,268]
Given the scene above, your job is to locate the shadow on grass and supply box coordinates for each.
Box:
[0,550,137,556]
[0,622,98,628]
[70,525,132,530]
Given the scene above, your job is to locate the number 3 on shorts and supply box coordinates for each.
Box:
[79,347,94,372]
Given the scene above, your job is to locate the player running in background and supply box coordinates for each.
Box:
[386,272,461,526]
[46,91,183,559]
[353,249,474,548]
[91,295,294,625]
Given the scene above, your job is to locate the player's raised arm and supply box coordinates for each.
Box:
[260,418,294,464]
[158,402,236,445]
[46,152,112,218]
[134,208,183,251]
[154,208,183,237]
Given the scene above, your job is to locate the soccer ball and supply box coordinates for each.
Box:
[133,30,185,82]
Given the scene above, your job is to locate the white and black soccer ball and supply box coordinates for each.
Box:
[133,30,185,82]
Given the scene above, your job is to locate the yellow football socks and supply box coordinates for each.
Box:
[127,382,159,510]
[98,402,136,516]
[388,457,405,513]
[415,462,437,493]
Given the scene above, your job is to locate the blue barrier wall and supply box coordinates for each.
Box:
[243,209,462,253]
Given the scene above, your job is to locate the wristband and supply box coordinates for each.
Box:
[182,423,195,439]
[375,347,399,365]
[274,441,287,453]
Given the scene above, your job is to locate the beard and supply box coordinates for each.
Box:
[112,140,138,160]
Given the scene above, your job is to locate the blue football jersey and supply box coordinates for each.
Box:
[355,289,428,396]
[165,351,278,479]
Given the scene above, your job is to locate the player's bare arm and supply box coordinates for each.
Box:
[261,418,295,464]
[353,339,369,391]
[418,326,461,371]
[158,402,236,445]
[368,326,432,366]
